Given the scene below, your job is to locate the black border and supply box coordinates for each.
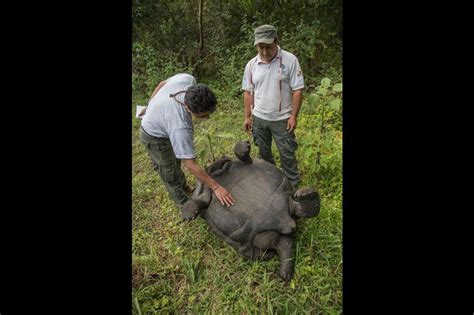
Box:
[343,1,472,313]
[1,0,132,313]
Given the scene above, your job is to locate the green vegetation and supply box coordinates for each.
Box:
[132,1,342,313]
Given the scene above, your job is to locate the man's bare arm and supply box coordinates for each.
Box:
[243,91,253,133]
[182,159,235,207]
[287,89,303,132]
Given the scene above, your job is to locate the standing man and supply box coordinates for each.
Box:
[242,25,305,188]
[140,73,235,209]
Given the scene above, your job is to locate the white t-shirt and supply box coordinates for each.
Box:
[242,46,304,121]
[141,73,197,159]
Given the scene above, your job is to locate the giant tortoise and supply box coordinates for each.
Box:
[181,141,321,281]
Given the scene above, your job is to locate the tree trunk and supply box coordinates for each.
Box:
[198,0,204,53]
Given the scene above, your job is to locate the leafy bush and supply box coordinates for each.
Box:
[299,77,342,193]
[132,42,195,101]
[132,0,342,98]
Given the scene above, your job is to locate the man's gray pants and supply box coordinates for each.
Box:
[252,115,300,187]
[139,127,188,207]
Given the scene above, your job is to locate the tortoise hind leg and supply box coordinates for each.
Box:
[276,235,295,281]
[252,231,281,261]
[253,231,280,249]
[253,248,275,261]
[239,245,275,261]
[253,232,295,281]
[290,187,321,218]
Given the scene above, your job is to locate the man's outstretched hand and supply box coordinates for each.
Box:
[213,185,235,207]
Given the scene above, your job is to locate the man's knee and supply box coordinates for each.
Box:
[256,145,275,164]
[157,163,177,183]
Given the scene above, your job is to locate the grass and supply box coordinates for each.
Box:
[132,94,342,314]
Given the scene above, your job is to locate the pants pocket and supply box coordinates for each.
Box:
[286,134,298,153]
[159,162,176,183]
[156,141,176,183]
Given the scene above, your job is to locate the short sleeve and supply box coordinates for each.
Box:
[241,61,253,92]
[168,128,196,159]
[289,57,305,90]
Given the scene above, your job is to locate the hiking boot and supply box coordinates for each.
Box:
[184,184,195,195]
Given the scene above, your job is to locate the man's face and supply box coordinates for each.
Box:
[256,41,278,63]
[193,111,211,120]
[184,104,213,120]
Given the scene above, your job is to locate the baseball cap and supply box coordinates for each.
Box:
[254,25,277,46]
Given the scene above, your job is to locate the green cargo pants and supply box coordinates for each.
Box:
[139,127,189,207]
[252,115,300,187]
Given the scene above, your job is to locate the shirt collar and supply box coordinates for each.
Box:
[256,45,282,64]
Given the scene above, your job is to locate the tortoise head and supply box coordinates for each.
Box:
[180,181,213,221]
[181,199,201,221]
[289,187,321,219]
[234,141,252,164]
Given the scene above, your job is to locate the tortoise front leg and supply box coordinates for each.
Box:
[234,141,252,164]
[206,157,232,176]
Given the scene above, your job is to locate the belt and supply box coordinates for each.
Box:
[141,126,168,140]
[140,126,154,137]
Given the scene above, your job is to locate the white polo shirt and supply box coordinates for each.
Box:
[242,46,304,121]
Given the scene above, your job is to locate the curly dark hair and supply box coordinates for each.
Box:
[184,84,217,114]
